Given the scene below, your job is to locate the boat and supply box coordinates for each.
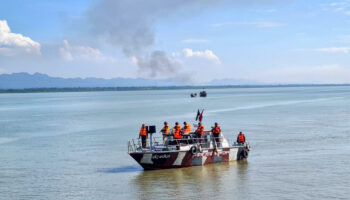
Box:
[127,126,250,170]
[199,90,207,97]
[190,93,197,98]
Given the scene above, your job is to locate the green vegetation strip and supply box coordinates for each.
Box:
[1,84,349,94]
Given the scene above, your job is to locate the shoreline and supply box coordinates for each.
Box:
[0,84,349,94]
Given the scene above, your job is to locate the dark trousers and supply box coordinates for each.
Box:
[196,134,203,144]
[213,134,220,146]
[141,135,147,148]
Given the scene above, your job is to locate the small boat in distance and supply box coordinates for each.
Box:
[128,126,250,170]
[199,90,207,97]
[191,93,197,98]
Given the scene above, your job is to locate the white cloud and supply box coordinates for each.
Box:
[254,65,350,84]
[295,47,350,53]
[264,9,277,13]
[335,35,350,43]
[59,40,114,62]
[329,2,347,7]
[250,21,286,28]
[212,21,286,28]
[0,20,41,56]
[211,22,230,28]
[183,48,221,64]
[129,56,138,65]
[182,38,209,44]
[324,1,350,15]
[314,47,350,53]
[0,67,5,73]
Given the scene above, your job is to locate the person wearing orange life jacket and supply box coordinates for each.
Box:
[161,121,170,141]
[161,121,169,134]
[139,124,147,148]
[182,122,191,139]
[195,122,205,143]
[173,122,182,140]
[237,131,246,144]
[211,122,221,146]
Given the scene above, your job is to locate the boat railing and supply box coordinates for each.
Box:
[128,133,233,153]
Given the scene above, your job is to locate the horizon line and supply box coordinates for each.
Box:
[1,84,350,94]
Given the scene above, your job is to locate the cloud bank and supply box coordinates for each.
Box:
[0,20,41,56]
[59,40,113,62]
[314,47,350,54]
[183,48,221,64]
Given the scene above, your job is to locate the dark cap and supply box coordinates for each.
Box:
[175,122,179,125]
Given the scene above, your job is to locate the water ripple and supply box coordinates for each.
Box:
[97,165,143,173]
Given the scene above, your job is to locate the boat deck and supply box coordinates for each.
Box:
[128,132,246,154]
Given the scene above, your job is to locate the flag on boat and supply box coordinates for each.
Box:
[199,109,204,122]
[195,109,200,121]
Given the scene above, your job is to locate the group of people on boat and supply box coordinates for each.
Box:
[139,122,246,148]
[161,121,208,142]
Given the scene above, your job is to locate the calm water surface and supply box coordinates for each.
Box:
[0,86,350,199]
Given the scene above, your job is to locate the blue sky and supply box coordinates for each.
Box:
[1,0,350,84]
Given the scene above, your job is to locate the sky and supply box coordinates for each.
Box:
[1,0,350,84]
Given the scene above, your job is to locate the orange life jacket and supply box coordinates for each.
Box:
[173,125,182,139]
[161,125,169,134]
[139,126,147,136]
[196,125,204,135]
[183,124,191,133]
[238,133,245,143]
[212,126,221,134]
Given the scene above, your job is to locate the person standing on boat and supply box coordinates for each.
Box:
[161,122,169,138]
[195,122,204,143]
[211,122,221,147]
[139,124,147,148]
[182,122,191,139]
[237,131,246,144]
[173,122,182,142]
[161,122,170,134]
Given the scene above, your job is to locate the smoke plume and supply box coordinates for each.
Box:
[87,0,219,80]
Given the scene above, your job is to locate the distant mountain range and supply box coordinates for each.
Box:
[0,72,261,89]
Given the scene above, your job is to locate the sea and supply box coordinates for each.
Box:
[0,86,349,200]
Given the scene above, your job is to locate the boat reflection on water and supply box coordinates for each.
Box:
[132,160,249,200]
